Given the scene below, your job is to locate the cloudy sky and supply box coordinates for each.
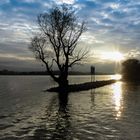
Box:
[0,0,140,72]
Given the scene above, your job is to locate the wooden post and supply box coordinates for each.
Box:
[91,66,95,82]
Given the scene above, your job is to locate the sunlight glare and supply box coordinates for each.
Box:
[111,74,122,80]
[112,82,123,120]
[101,51,124,62]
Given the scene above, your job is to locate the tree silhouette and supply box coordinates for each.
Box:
[29,5,87,89]
[122,59,140,81]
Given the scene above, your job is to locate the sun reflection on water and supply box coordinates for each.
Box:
[112,82,123,120]
[111,74,122,80]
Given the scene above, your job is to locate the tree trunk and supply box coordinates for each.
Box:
[58,74,69,92]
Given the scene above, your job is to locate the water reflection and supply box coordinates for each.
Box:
[58,92,69,113]
[112,82,123,120]
[111,74,122,80]
[90,89,96,108]
[32,91,71,140]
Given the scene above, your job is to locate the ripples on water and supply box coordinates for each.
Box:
[0,75,140,140]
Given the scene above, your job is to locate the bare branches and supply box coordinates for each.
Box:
[29,5,88,85]
[29,36,46,60]
[29,36,59,82]
[69,48,89,67]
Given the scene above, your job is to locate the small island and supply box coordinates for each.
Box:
[47,79,117,92]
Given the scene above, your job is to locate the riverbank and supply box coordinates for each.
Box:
[47,79,117,92]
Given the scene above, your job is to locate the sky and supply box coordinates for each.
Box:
[0,0,140,72]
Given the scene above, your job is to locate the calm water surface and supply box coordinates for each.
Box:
[0,75,140,140]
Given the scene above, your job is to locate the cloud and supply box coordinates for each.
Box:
[0,56,44,71]
[0,53,34,61]
[0,0,10,5]
[0,0,140,72]
[125,49,140,58]
[109,3,120,9]
[80,32,105,45]
[20,0,36,3]
[55,0,76,4]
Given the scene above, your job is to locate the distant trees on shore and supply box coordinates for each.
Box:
[121,59,140,81]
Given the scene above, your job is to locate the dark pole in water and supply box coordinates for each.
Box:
[91,66,95,82]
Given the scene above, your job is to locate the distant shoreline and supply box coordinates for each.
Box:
[0,70,115,76]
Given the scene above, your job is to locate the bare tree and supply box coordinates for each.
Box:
[29,5,87,89]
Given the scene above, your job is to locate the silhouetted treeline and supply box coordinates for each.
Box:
[122,59,140,81]
[0,69,113,75]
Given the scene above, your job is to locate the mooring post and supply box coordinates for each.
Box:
[91,66,95,82]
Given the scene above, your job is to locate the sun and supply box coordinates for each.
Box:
[101,51,124,62]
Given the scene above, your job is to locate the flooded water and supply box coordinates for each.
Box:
[0,75,140,140]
